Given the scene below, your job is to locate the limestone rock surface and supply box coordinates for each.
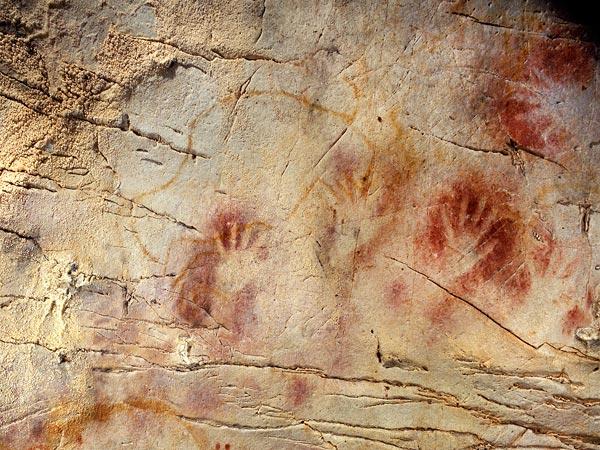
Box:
[1,0,600,449]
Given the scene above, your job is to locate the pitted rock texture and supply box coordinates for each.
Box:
[1,1,600,449]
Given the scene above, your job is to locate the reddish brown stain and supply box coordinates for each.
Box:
[215,444,231,450]
[562,305,590,336]
[531,223,557,276]
[3,385,218,448]
[173,241,220,328]
[472,31,596,159]
[172,203,267,342]
[208,207,260,251]
[353,221,388,271]
[29,421,46,444]
[19,397,210,449]
[527,40,595,88]
[316,142,421,278]
[374,159,411,217]
[303,120,423,372]
[586,288,595,311]
[230,283,258,336]
[321,149,373,207]
[333,151,373,201]
[504,266,532,300]
[11,420,53,450]
[385,280,410,310]
[16,402,131,448]
[287,378,312,407]
[418,175,531,301]
[23,420,52,450]
[314,148,376,290]
[187,384,223,415]
[426,296,457,329]
[308,147,405,371]
[559,256,579,280]
[497,89,569,157]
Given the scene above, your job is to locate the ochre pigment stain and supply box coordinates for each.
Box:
[497,89,570,157]
[303,130,423,372]
[530,222,557,276]
[417,174,532,302]
[287,377,312,408]
[426,296,457,331]
[562,305,591,336]
[214,443,231,450]
[12,396,214,449]
[476,33,596,159]
[172,203,267,343]
[385,279,411,310]
[314,148,374,284]
[526,40,595,88]
[315,136,422,282]
[411,171,593,338]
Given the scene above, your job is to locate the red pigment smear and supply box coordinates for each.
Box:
[229,283,258,338]
[481,35,595,159]
[531,224,557,276]
[417,176,531,302]
[330,149,374,202]
[374,161,410,216]
[288,378,311,407]
[319,143,420,274]
[215,444,231,450]
[208,207,259,251]
[173,204,263,342]
[385,280,410,310]
[497,88,571,158]
[187,384,223,416]
[527,40,595,89]
[586,288,595,311]
[426,296,457,329]
[562,305,590,336]
[504,265,532,301]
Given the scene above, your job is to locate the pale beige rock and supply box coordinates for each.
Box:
[1,0,600,449]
